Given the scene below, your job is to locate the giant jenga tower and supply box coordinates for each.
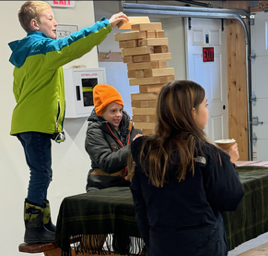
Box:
[114,20,174,135]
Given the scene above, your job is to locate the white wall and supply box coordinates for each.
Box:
[0,1,99,256]
[161,17,186,80]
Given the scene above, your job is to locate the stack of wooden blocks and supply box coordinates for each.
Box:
[114,21,174,135]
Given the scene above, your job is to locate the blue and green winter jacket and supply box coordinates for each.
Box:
[8,18,111,136]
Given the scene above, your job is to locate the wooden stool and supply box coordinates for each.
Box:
[19,243,62,256]
[18,242,128,256]
[237,241,268,256]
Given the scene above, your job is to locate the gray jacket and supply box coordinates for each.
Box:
[85,109,141,190]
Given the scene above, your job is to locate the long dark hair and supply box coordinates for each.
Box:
[128,80,209,187]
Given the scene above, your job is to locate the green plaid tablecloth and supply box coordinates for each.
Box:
[223,166,268,250]
[55,166,268,255]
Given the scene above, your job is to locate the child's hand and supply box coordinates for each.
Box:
[225,143,240,164]
[133,134,142,141]
[109,12,129,28]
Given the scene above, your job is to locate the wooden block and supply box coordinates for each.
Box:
[138,38,168,47]
[131,92,158,101]
[142,129,155,135]
[131,100,157,108]
[127,61,166,70]
[133,108,156,115]
[129,76,174,86]
[122,46,154,56]
[146,30,156,38]
[149,52,171,61]
[158,61,166,69]
[140,100,157,108]
[127,40,138,48]
[114,31,147,41]
[132,55,150,63]
[131,23,162,31]
[156,30,165,38]
[134,122,156,129]
[119,16,150,30]
[160,75,175,83]
[128,70,145,78]
[132,53,172,63]
[119,41,127,48]
[119,40,137,48]
[123,56,133,63]
[129,77,161,86]
[139,84,165,93]
[132,115,141,122]
[131,100,140,108]
[144,68,174,77]
[132,115,157,123]
[154,45,169,53]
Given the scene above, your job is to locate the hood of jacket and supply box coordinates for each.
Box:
[8,31,50,68]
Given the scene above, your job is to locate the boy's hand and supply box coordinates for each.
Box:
[109,12,129,28]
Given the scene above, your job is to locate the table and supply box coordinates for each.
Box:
[55,165,268,255]
[236,160,268,167]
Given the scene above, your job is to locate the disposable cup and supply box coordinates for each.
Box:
[214,139,236,151]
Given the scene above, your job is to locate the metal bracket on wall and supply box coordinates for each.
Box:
[250,91,256,105]
[249,49,256,64]
[250,14,255,25]
[252,132,258,146]
[251,116,263,126]
[188,17,191,30]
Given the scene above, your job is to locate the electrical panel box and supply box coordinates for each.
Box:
[64,68,106,118]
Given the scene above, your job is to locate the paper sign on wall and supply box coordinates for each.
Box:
[56,24,78,39]
[48,1,75,7]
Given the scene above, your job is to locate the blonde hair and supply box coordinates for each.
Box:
[18,1,52,32]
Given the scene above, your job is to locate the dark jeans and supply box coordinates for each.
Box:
[17,132,52,206]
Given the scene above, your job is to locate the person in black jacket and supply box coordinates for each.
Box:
[128,80,244,256]
[85,84,141,192]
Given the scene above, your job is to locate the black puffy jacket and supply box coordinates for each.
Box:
[85,109,141,191]
[130,136,244,256]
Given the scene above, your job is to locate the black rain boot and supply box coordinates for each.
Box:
[43,199,56,232]
[24,199,55,244]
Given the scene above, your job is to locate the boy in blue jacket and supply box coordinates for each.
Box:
[8,0,128,244]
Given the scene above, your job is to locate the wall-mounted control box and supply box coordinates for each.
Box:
[64,68,106,118]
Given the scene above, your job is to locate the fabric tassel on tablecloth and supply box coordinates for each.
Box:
[60,234,145,256]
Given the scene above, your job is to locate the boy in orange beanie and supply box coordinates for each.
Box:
[93,84,124,118]
[85,84,141,191]
[85,84,142,253]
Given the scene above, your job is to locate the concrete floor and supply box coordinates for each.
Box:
[228,231,268,255]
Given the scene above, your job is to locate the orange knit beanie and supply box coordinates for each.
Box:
[93,84,124,116]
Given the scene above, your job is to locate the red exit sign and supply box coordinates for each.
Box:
[48,1,75,7]
[203,47,214,62]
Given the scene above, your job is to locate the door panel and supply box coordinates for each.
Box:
[186,18,228,142]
